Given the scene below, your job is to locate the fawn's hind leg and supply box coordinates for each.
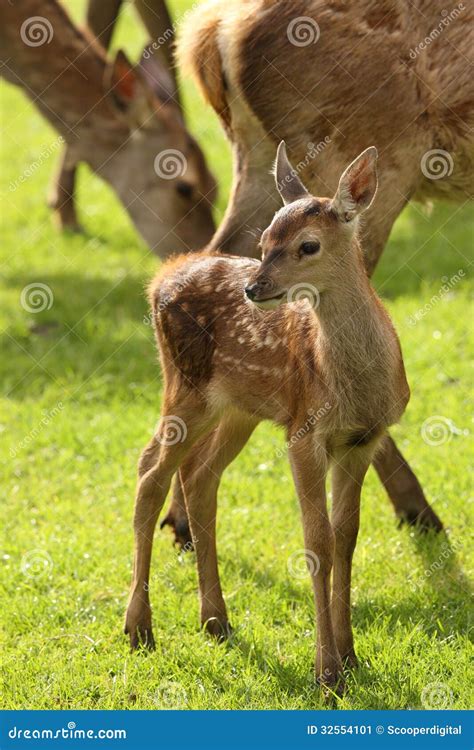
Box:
[125,394,218,650]
[179,415,257,638]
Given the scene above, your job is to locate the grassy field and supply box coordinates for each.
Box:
[1,0,473,711]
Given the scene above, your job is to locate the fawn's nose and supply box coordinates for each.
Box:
[245,284,258,301]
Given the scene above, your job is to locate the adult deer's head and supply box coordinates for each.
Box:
[96,50,216,253]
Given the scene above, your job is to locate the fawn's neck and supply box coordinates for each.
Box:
[314,251,392,388]
[2,1,126,145]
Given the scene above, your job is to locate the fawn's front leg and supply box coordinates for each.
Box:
[288,435,342,690]
[331,448,373,668]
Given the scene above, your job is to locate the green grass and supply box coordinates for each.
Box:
[1,0,473,711]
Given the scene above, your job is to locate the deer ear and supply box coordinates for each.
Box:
[104,49,156,127]
[332,147,378,222]
[274,141,310,205]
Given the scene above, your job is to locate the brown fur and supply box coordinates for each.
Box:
[125,147,410,690]
[1,0,216,253]
[173,0,457,535]
[178,0,473,266]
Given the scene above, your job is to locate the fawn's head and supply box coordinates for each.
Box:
[245,142,378,309]
[97,51,217,253]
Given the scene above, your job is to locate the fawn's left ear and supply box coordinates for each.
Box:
[274,141,310,205]
[332,147,378,222]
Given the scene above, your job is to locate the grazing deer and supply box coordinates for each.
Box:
[125,143,410,690]
[159,0,472,535]
[49,0,181,234]
[1,0,216,254]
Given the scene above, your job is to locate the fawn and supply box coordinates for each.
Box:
[125,143,410,689]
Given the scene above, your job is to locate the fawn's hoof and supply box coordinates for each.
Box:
[398,504,443,533]
[340,649,359,670]
[160,512,193,550]
[203,617,233,641]
[317,659,345,697]
[125,622,155,652]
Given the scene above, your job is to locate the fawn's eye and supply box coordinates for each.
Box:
[175,181,194,200]
[300,241,320,256]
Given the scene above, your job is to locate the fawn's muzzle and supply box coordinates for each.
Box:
[245,277,287,309]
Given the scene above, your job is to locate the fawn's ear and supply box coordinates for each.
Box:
[105,50,158,128]
[332,147,378,222]
[274,141,310,205]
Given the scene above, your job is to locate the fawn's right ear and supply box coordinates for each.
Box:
[104,50,157,128]
[331,147,378,222]
[274,141,310,205]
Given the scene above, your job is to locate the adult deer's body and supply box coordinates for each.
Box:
[160,0,474,536]
[1,0,216,253]
[179,0,473,265]
[125,144,410,689]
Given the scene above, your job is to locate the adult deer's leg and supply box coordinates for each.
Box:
[125,392,217,649]
[48,0,123,231]
[179,415,257,637]
[288,434,342,689]
[373,436,443,530]
[47,147,81,232]
[362,188,444,532]
[331,447,373,668]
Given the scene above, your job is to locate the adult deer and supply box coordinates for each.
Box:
[160,0,474,536]
[1,0,216,254]
[125,143,410,691]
